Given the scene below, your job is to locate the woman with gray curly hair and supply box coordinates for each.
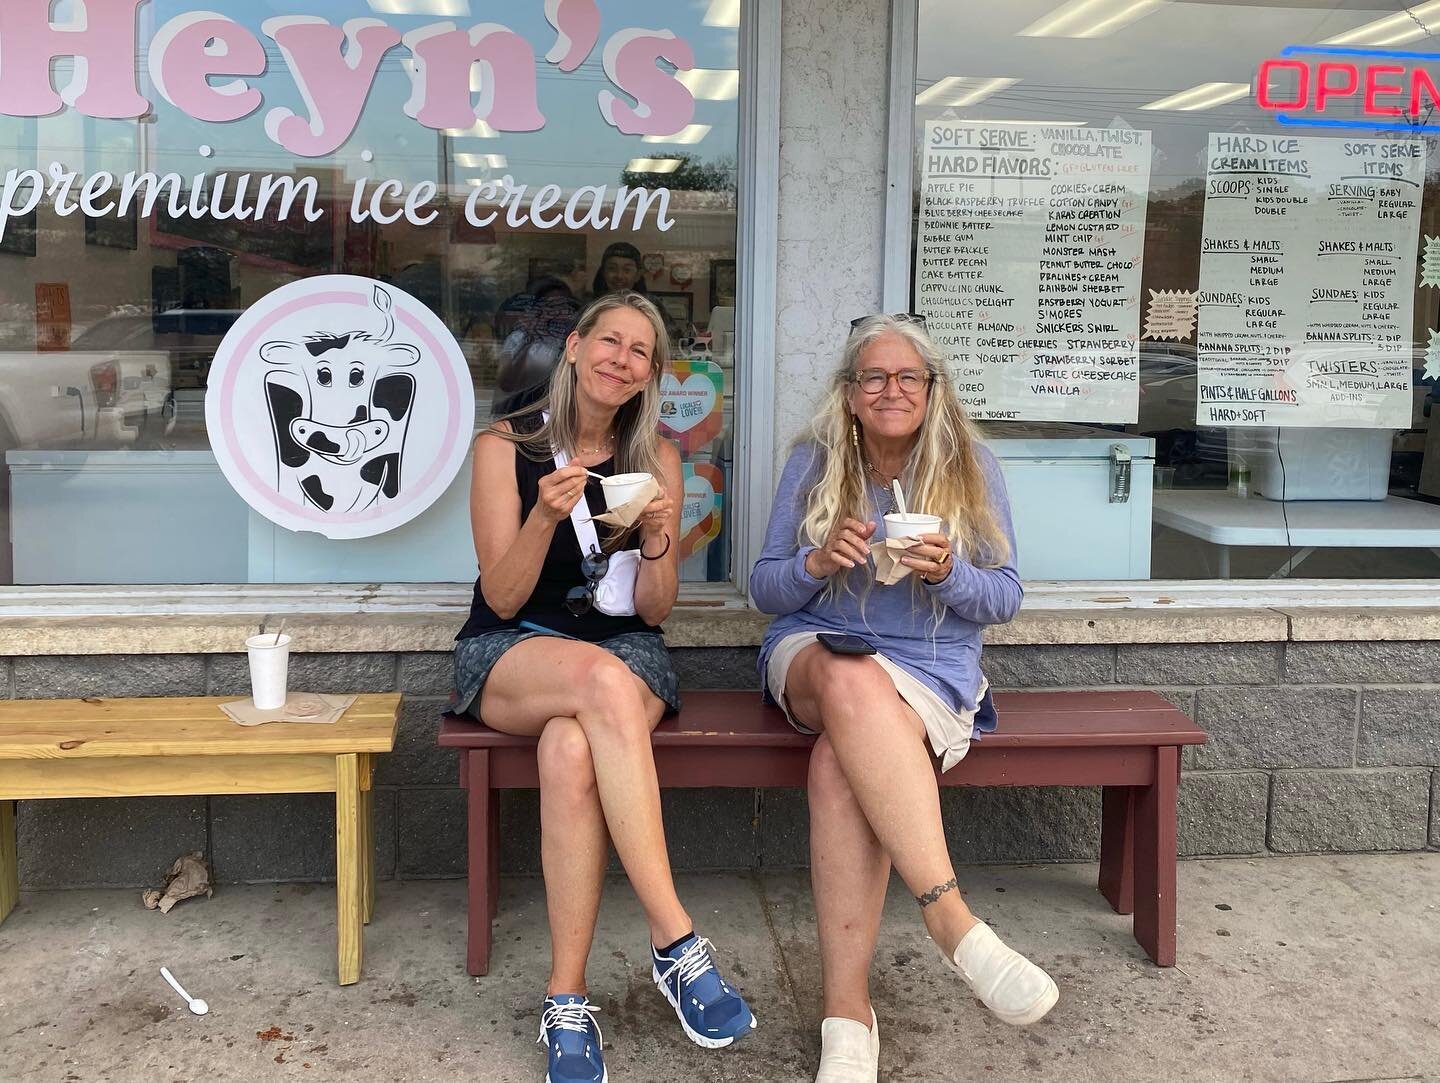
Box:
[751,314,1057,1082]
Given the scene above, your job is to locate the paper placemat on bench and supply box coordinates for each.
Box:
[221,693,357,727]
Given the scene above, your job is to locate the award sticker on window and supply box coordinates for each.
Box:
[206,275,475,540]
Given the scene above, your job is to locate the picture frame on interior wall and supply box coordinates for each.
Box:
[0,206,37,257]
[651,290,694,329]
[709,258,736,311]
[85,208,138,251]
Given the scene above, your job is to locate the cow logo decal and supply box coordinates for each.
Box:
[207,275,475,540]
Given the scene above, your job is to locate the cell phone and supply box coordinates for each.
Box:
[816,632,877,656]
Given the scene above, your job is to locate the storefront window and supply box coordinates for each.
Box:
[0,0,741,585]
[911,1,1440,580]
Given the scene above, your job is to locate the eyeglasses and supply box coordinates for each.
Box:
[564,546,610,616]
[851,368,934,395]
[849,313,928,332]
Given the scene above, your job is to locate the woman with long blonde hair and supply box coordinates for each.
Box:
[456,291,756,1083]
[751,314,1056,1082]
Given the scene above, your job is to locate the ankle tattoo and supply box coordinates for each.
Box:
[915,878,958,908]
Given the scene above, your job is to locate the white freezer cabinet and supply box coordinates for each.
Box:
[982,423,1154,581]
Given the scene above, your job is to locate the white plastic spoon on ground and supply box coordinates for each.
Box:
[160,967,209,1016]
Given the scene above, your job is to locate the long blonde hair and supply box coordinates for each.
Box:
[490,291,669,546]
[799,316,1010,586]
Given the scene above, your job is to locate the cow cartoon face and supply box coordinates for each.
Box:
[258,286,419,515]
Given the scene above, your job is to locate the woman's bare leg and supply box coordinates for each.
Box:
[784,644,978,956]
[480,637,690,945]
[808,733,891,1026]
[537,718,609,995]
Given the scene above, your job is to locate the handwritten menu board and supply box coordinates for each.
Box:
[1197,133,1423,428]
[915,120,1151,422]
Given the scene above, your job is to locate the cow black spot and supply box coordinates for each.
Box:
[305,333,352,357]
[349,405,369,424]
[372,373,415,421]
[265,380,310,468]
[304,430,342,454]
[300,474,334,511]
[360,453,401,499]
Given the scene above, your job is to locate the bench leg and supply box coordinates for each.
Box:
[488,788,500,923]
[1133,746,1178,967]
[466,749,494,977]
[335,753,364,986]
[360,755,375,926]
[1098,786,1135,915]
[0,800,17,925]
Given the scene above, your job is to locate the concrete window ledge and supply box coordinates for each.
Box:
[0,581,1434,654]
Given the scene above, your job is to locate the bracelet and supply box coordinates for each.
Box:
[640,532,671,560]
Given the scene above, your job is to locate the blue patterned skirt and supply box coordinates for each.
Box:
[453,628,682,719]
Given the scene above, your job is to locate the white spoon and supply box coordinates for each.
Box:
[160,967,209,1016]
[891,479,909,516]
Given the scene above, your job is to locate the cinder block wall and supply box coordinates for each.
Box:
[11,642,1439,888]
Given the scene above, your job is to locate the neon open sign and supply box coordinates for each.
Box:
[1257,45,1440,132]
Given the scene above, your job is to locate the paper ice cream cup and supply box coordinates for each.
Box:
[601,472,653,510]
[884,512,943,543]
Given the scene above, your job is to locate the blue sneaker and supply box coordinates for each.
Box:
[651,934,758,1048]
[538,994,606,1083]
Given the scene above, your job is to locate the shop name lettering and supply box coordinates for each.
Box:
[0,0,695,150]
[1256,46,1440,132]
[0,0,696,239]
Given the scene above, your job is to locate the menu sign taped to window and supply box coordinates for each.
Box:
[1197,133,1423,428]
[915,119,1151,423]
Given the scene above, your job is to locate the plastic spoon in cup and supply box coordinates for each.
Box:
[160,967,209,1016]
[269,617,286,647]
[891,479,909,516]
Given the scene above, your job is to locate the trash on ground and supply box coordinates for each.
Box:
[142,851,213,914]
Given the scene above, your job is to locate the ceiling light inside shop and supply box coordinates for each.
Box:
[368,0,471,15]
[916,76,1019,108]
[456,153,506,169]
[1140,82,1250,111]
[642,123,712,145]
[678,68,740,100]
[444,120,497,138]
[625,157,683,173]
[964,118,1089,126]
[1322,1,1440,46]
[1020,0,1167,38]
[702,0,740,28]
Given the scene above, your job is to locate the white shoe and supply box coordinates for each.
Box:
[815,1008,879,1082]
[937,922,1058,1026]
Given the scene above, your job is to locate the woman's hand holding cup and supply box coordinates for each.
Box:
[537,464,592,525]
[637,488,673,543]
[900,532,954,584]
[805,518,876,578]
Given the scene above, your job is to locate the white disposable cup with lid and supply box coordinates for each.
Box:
[883,512,943,543]
[245,633,291,711]
[600,472,653,510]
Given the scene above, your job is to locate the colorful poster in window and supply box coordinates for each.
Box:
[658,357,724,453]
[1196,133,1423,428]
[679,462,724,560]
[914,119,1151,423]
[205,275,475,539]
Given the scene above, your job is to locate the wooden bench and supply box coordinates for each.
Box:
[0,693,401,985]
[438,689,1207,977]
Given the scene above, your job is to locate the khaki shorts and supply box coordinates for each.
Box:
[765,630,984,772]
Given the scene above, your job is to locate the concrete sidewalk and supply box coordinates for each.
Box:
[2,854,1437,1083]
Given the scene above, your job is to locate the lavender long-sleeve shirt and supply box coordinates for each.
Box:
[751,441,1022,715]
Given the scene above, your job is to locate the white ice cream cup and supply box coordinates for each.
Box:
[600,472,653,510]
[245,633,291,711]
[884,512,943,543]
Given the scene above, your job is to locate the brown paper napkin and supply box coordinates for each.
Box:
[871,536,920,585]
[586,476,662,530]
[221,692,358,727]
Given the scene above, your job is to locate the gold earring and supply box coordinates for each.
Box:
[850,416,860,449]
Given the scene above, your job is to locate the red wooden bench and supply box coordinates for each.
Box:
[438,689,1206,976]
